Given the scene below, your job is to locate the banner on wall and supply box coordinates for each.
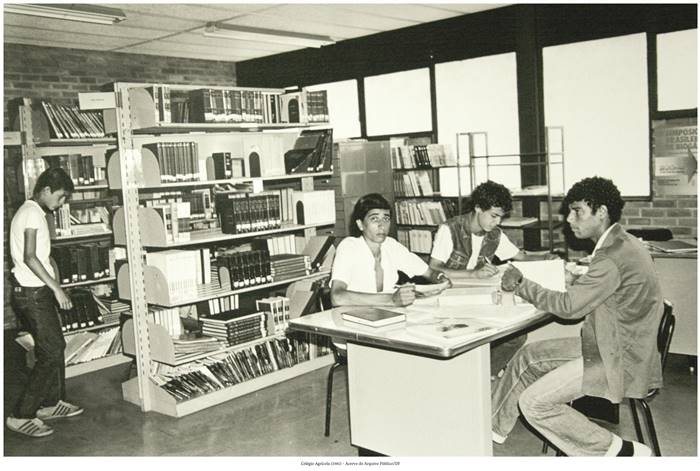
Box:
[654,123,697,195]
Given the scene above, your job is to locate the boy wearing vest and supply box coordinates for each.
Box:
[7,167,83,438]
[429,180,559,377]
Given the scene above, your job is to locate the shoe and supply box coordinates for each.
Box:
[36,400,84,421]
[492,431,507,444]
[630,441,652,457]
[6,416,54,438]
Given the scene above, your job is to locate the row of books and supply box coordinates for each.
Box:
[172,335,225,359]
[53,244,111,285]
[390,143,455,169]
[58,289,105,332]
[152,336,320,402]
[397,228,435,255]
[215,191,281,234]
[256,296,291,335]
[148,307,185,338]
[270,254,311,281]
[284,128,333,174]
[305,90,329,123]
[93,296,130,325]
[194,294,240,318]
[41,101,106,140]
[65,327,122,366]
[253,234,298,256]
[189,88,286,124]
[43,154,106,186]
[212,152,245,179]
[51,204,110,238]
[147,200,193,243]
[393,169,440,197]
[200,310,267,347]
[216,250,273,290]
[394,199,456,226]
[143,142,201,182]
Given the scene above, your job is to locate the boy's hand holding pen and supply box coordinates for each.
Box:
[476,256,499,278]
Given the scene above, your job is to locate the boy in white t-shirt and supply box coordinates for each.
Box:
[429,180,559,377]
[7,167,83,438]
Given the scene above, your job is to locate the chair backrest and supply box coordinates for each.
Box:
[658,300,676,371]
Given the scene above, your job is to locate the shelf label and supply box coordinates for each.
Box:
[79,92,116,110]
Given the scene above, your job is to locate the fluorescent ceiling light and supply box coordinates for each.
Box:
[4,3,126,25]
[204,22,334,48]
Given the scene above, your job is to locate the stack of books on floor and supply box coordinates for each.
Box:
[269,254,310,281]
[199,310,267,347]
[151,336,313,402]
[172,335,225,360]
[64,326,122,366]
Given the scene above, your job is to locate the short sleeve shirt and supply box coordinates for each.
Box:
[430,224,520,269]
[331,236,428,293]
[11,199,54,287]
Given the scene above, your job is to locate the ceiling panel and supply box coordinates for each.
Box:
[3,3,508,62]
[253,4,415,33]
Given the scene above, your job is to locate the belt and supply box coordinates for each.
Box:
[13,285,47,294]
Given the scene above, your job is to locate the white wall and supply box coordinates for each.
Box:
[306,79,361,139]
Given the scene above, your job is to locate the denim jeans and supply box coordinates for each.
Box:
[12,285,66,418]
[491,337,614,456]
[490,333,527,377]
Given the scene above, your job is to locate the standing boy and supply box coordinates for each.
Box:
[7,167,83,438]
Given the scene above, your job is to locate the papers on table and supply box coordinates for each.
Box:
[404,303,538,326]
[511,259,566,292]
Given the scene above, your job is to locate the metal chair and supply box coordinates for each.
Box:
[317,287,348,437]
[542,300,675,456]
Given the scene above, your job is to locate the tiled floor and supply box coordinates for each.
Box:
[3,329,697,457]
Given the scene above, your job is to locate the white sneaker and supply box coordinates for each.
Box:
[36,400,84,421]
[6,416,54,438]
[631,441,652,456]
[492,431,507,444]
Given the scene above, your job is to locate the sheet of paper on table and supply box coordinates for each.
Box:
[511,259,566,292]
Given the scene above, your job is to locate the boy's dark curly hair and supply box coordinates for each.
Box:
[33,167,74,196]
[468,180,513,213]
[563,176,625,223]
[349,193,391,237]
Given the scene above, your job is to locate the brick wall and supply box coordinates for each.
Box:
[3,43,238,329]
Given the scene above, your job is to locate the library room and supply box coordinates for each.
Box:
[2,1,697,465]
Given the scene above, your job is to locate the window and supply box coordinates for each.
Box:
[306,79,361,139]
[364,68,432,136]
[436,52,520,193]
[543,33,650,197]
[657,29,697,112]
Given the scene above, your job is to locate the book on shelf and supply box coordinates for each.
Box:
[151,335,321,402]
[284,128,333,174]
[394,200,451,226]
[195,294,239,317]
[256,296,290,334]
[40,101,106,139]
[57,288,105,331]
[216,249,272,289]
[143,141,200,182]
[215,191,282,235]
[145,250,200,303]
[341,308,406,327]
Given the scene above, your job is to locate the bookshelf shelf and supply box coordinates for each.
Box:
[61,276,117,289]
[396,223,439,228]
[66,353,131,379]
[4,131,22,146]
[121,354,333,418]
[117,261,330,307]
[52,230,112,242]
[131,122,328,135]
[73,184,109,191]
[113,205,332,248]
[130,171,333,190]
[63,320,121,336]
[36,138,117,147]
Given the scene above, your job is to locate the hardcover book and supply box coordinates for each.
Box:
[341,308,406,327]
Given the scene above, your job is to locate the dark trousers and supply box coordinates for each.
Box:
[12,285,66,418]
